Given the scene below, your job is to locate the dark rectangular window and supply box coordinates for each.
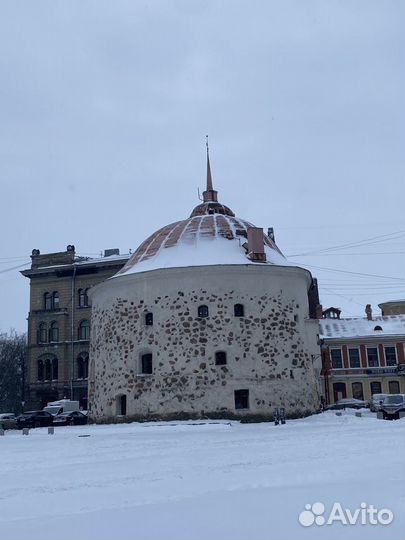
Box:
[367,348,379,367]
[215,351,227,365]
[370,381,382,395]
[234,304,244,317]
[384,347,397,366]
[234,389,249,409]
[330,349,343,369]
[44,293,52,310]
[141,353,153,374]
[348,348,360,368]
[145,313,153,326]
[389,380,400,394]
[198,305,209,318]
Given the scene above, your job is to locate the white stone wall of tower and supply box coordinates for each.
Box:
[88,264,320,421]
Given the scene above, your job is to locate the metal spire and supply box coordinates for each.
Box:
[203,135,217,202]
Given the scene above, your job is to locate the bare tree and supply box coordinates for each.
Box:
[0,330,26,413]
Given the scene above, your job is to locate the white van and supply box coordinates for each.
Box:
[43,400,80,416]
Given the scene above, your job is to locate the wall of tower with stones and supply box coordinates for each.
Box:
[88,265,320,421]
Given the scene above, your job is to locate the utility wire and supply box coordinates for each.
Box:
[288,230,404,257]
[291,251,404,257]
[0,262,31,275]
[290,261,404,281]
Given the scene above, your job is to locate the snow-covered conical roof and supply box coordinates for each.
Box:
[115,151,292,277]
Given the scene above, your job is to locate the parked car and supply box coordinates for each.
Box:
[327,398,368,410]
[0,413,17,430]
[381,394,405,420]
[53,411,88,426]
[16,411,54,429]
[370,393,388,412]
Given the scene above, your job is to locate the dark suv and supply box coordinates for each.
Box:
[381,394,405,420]
[16,411,54,429]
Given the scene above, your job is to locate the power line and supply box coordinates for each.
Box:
[0,262,30,275]
[290,261,405,281]
[288,230,404,257]
[320,287,366,308]
[289,251,404,257]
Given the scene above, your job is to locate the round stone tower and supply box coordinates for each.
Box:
[88,150,320,421]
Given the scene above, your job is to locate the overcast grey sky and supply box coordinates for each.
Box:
[1,0,404,333]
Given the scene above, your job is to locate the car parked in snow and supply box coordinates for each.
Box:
[0,413,17,430]
[381,394,405,420]
[16,411,54,429]
[370,393,388,412]
[53,411,88,426]
[327,398,368,410]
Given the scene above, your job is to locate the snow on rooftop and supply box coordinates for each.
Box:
[115,213,294,277]
[320,314,405,339]
[74,253,130,265]
[115,235,292,277]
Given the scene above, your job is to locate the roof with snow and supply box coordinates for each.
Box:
[319,315,405,340]
[115,150,292,277]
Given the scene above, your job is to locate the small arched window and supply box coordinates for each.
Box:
[374,325,383,331]
[215,351,227,365]
[78,320,90,340]
[234,304,244,317]
[38,323,47,343]
[145,312,153,326]
[37,359,44,381]
[52,292,59,309]
[49,321,59,342]
[44,292,52,310]
[198,305,209,318]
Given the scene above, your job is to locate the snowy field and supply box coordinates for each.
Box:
[0,412,404,540]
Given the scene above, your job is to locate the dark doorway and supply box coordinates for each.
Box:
[234,389,249,409]
[333,382,347,402]
[117,395,127,416]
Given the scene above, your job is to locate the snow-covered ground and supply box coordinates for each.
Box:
[1,412,404,540]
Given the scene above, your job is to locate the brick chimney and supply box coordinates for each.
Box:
[365,304,373,321]
[247,228,266,262]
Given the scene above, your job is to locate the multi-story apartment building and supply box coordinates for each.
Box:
[319,305,405,404]
[21,246,129,409]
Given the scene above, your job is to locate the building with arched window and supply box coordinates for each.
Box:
[320,308,405,404]
[21,245,130,409]
[89,151,322,422]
